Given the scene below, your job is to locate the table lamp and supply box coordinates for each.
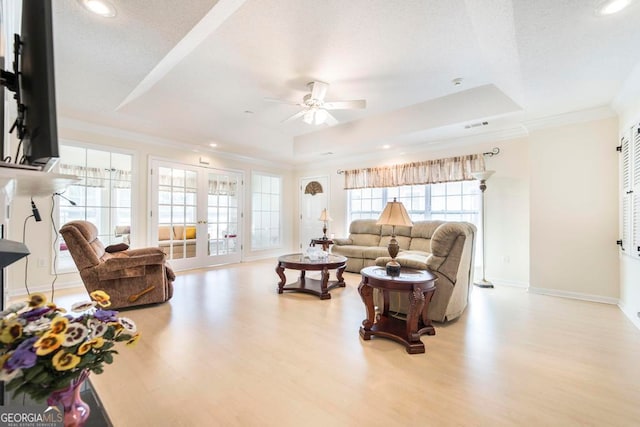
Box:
[319,208,333,240]
[377,198,413,276]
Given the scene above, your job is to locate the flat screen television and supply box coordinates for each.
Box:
[0,0,58,172]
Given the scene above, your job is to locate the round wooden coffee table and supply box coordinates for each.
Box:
[275,253,347,300]
[358,266,437,354]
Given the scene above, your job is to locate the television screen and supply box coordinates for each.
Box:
[18,0,58,171]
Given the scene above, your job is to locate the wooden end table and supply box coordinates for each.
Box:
[310,238,334,252]
[358,266,437,354]
[276,253,347,300]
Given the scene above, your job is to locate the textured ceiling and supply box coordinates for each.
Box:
[52,0,640,164]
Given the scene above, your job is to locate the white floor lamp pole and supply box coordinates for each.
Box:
[471,170,495,288]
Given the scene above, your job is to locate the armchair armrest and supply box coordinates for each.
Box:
[95,253,165,281]
[99,253,165,272]
[124,247,166,257]
[333,238,353,245]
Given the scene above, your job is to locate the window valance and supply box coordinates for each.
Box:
[342,153,485,189]
[59,164,132,188]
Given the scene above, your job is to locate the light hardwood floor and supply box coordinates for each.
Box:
[49,259,640,426]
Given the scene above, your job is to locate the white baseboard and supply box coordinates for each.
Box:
[488,278,529,289]
[7,280,84,299]
[528,286,619,305]
[619,303,640,330]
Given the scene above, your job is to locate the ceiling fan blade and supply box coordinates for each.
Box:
[310,81,329,101]
[324,111,339,126]
[282,110,307,123]
[264,97,302,106]
[323,99,366,110]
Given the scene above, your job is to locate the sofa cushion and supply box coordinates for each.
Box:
[351,234,381,246]
[350,220,382,235]
[410,221,444,238]
[363,246,393,259]
[375,251,430,270]
[185,227,196,239]
[380,235,411,249]
[158,226,173,241]
[332,245,368,258]
[409,237,431,252]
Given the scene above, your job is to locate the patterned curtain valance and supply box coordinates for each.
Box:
[343,153,485,189]
[59,164,132,189]
[209,178,237,196]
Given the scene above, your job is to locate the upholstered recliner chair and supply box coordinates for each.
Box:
[60,221,175,309]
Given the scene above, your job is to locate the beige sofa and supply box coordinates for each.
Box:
[158,225,197,258]
[332,219,476,322]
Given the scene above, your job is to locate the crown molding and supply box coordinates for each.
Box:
[58,117,294,170]
[523,105,616,132]
[293,124,529,172]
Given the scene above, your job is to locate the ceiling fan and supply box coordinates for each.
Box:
[267,81,366,126]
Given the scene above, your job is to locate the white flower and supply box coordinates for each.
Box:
[0,302,27,317]
[61,323,89,347]
[88,319,107,338]
[0,368,23,382]
[23,317,52,333]
[71,301,96,313]
[118,317,137,334]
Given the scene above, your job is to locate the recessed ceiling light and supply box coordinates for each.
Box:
[382,145,391,149]
[598,0,632,15]
[78,0,117,18]
[209,143,218,148]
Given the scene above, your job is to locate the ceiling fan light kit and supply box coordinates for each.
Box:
[273,80,366,126]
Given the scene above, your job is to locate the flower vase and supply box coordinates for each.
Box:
[47,370,91,427]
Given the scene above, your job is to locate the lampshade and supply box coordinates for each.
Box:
[319,208,333,222]
[471,170,495,181]
[376,198,413,227]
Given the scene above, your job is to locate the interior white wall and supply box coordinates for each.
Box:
[5,124,296,297]
[529,117,619,301]
[294,137,530,287]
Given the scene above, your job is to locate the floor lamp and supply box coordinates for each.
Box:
[471,170,495,288]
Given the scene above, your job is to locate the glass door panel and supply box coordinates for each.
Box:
[205,171,241,264]
[151,161,242,270]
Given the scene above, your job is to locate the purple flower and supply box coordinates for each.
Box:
[5,337,37,371]
[94,310,118,322]
[20,306,52,321]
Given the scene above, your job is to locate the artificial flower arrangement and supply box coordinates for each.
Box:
[0,290,140,402]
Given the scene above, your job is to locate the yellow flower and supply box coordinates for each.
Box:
[90,290,111,308]
[50,317,68,335]
[0,321,22,344]
[91,337,105,349]
[77,337,104,355]
[52,350,81,371]
[28,293,47,308]
[47,302,66,313]
[34,333,62,356]
[125,333,141,347]
[77,341,92,356]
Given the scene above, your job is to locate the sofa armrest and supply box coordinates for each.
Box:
[333,238,353,245]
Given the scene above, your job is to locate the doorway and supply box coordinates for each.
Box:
[150,160,243,270]
[299,176,329,250]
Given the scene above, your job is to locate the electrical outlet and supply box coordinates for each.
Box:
[37,258,46,268]
[502,255,510,264]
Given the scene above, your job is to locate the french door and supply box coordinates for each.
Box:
[150,160,243,270]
